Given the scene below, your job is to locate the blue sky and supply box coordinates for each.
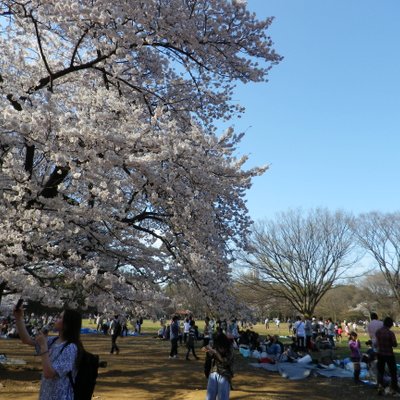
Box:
[230,0,400,221]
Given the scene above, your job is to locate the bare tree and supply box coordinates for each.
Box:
[234,272,295,319]
[362,271,395,300]
[354,212,400,307]
[242,209,357,316]
[314,284,362,321]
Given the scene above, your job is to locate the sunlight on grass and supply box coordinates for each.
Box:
[82,318,161,333]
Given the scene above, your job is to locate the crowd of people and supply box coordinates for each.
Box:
[3,305,400,399]
[0,316,18,338]
[1,313,57,339]
[92,314,143,336]
[262,313,400,396]
[155,312,400,398]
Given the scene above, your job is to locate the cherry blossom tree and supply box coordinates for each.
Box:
[0,0,281,312]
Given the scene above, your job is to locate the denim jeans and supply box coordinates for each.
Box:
[206,372,230,400]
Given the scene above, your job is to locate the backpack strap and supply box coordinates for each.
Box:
[53,339,70,356]
[63,345,76,391]
[67,371,75,390]
[50,339,70,364]
[48,336,59,348]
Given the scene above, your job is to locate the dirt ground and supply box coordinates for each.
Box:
[0,333,379,399]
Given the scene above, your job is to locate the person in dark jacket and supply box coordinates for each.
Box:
[376,317,398,395]
[169,316,180,359]
[204,333,234,400]
[110,315,121,354]
[186,320,199,360]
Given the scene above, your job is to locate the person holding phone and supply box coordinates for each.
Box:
[203,333,234,400]
[13,302,82,400]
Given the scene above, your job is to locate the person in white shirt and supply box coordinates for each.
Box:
[294,316,305,350]
[326,318,335,349]
[183,317,191,345]
[367,312,384,349]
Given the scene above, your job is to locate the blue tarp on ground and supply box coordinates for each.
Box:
[80,328,97,334]
[250,361,355,380]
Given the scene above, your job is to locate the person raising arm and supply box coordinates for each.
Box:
[14,305,82,400]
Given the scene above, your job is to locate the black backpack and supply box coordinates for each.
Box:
[49,338,99,400]
[68,349,99,400]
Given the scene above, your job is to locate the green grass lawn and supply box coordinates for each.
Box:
[82,318,161,333]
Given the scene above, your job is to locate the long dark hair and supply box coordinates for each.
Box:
[62,309,82,344]
[62,309,83,366]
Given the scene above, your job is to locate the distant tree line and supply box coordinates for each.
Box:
[236,209,400,318]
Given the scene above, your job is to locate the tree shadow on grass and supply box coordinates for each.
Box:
[0,333,378,400]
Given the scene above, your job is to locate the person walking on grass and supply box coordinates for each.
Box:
[110,315,122,354]
[186,320,200,361]
[275,318,280,331]
[203,317,212,347]
[183,317,191,344]
[169,315,179,359]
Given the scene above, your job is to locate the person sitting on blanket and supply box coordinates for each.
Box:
[362,339,376,364]
[155,323,167,339]
[280,344,301,362]
[249,331,260,351]
[238,330,251,348]
[238,329,260,351]
[289,334,308,354]
[362,339,378,383]
[315,332,332,351]
[275,335,284,354]
[265,335,282,361]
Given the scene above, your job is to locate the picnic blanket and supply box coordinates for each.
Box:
[0,354,26,365]
[250,363,279,373]
[250,361,356,380]
[278,362,317,380]
[315,367,353,378]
